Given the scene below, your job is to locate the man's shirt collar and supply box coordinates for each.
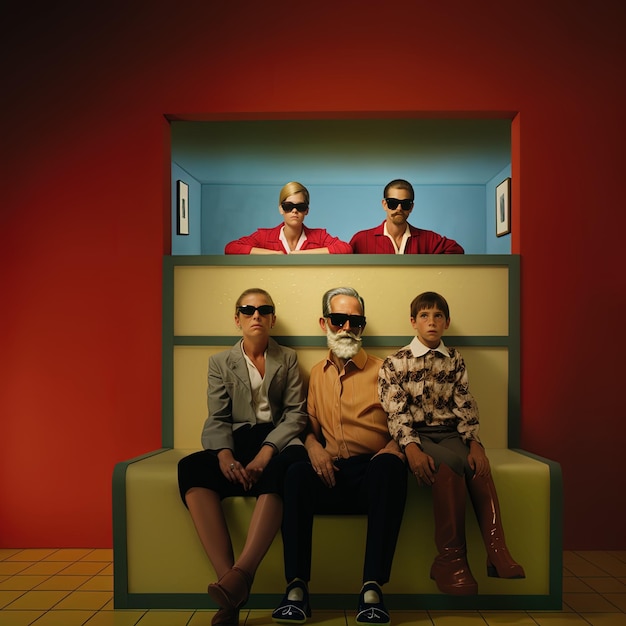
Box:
[383,221,411,254]
[324,347,367,370]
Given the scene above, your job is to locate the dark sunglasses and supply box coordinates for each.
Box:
[281,201,309,213]
[385,198,414,210]
[326,313,366,328]
[237,305,275,316]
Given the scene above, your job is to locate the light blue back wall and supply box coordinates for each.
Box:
[171,119,511,255]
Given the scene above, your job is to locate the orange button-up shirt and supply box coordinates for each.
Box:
[307,348,392,459]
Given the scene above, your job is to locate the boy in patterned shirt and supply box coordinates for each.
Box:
[378,291,524,595]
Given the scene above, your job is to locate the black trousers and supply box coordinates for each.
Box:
[281,453,407,585]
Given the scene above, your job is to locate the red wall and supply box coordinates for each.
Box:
[1,2,624,549]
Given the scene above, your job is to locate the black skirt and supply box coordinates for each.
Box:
[177,423,307,504]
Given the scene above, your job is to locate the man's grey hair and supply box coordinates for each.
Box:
[322,287,365,317]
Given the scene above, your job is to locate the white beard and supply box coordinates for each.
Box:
[326,327,362,360]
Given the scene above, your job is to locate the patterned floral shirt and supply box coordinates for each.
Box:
[378,337,481,450]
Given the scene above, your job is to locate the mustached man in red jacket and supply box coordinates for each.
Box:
[350,179,464,255]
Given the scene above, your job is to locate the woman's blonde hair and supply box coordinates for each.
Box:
[279,181,310,205]
[235,288,275,314]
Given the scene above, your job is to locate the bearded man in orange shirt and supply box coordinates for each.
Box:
[272,287,407,626]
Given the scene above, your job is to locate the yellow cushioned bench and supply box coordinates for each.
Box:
[112,256,563,610]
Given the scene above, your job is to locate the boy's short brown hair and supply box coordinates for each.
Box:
[410,291,450,321]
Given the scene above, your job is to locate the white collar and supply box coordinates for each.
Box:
[279,225,307,253]
[410,336,450,357]
[383,221,411,254]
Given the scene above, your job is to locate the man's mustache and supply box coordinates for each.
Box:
[335,331,362,342]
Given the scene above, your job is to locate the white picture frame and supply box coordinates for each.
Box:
[177,180,189,236]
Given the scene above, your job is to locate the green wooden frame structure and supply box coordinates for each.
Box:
[113,254,563,610]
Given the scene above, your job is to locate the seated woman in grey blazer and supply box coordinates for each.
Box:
[178,288,308,626]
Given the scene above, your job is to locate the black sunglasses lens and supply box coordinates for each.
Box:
[386,198,413,210]
[238,305,274,316]
[328,313,366,328]
[328,314,347,327]
[281,202,308,212]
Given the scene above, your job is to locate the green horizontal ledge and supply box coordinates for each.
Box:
[166,253,517,267]
[172,335,511,348]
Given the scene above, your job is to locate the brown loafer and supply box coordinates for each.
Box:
[208,566,254,609]
[212,605,240,626]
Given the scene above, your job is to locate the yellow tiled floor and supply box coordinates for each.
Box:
[0,549,625,625]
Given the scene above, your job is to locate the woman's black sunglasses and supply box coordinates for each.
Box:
[237,305,275,316]
[281,201,309,213]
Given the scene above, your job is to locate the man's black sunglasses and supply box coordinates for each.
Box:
[385,198,414,211]
[281,201,309,213]
[237,305,275,316]
[326,313,367,328]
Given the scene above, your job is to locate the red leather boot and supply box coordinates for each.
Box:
[467,473,525,579]
[430,464,478,595]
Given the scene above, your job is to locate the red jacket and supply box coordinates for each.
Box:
[349,221,464,254]
[225,224,352,255]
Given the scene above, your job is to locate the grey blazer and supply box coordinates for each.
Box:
[200,337,307,453]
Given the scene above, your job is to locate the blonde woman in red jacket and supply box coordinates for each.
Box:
[225,181,352,255]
